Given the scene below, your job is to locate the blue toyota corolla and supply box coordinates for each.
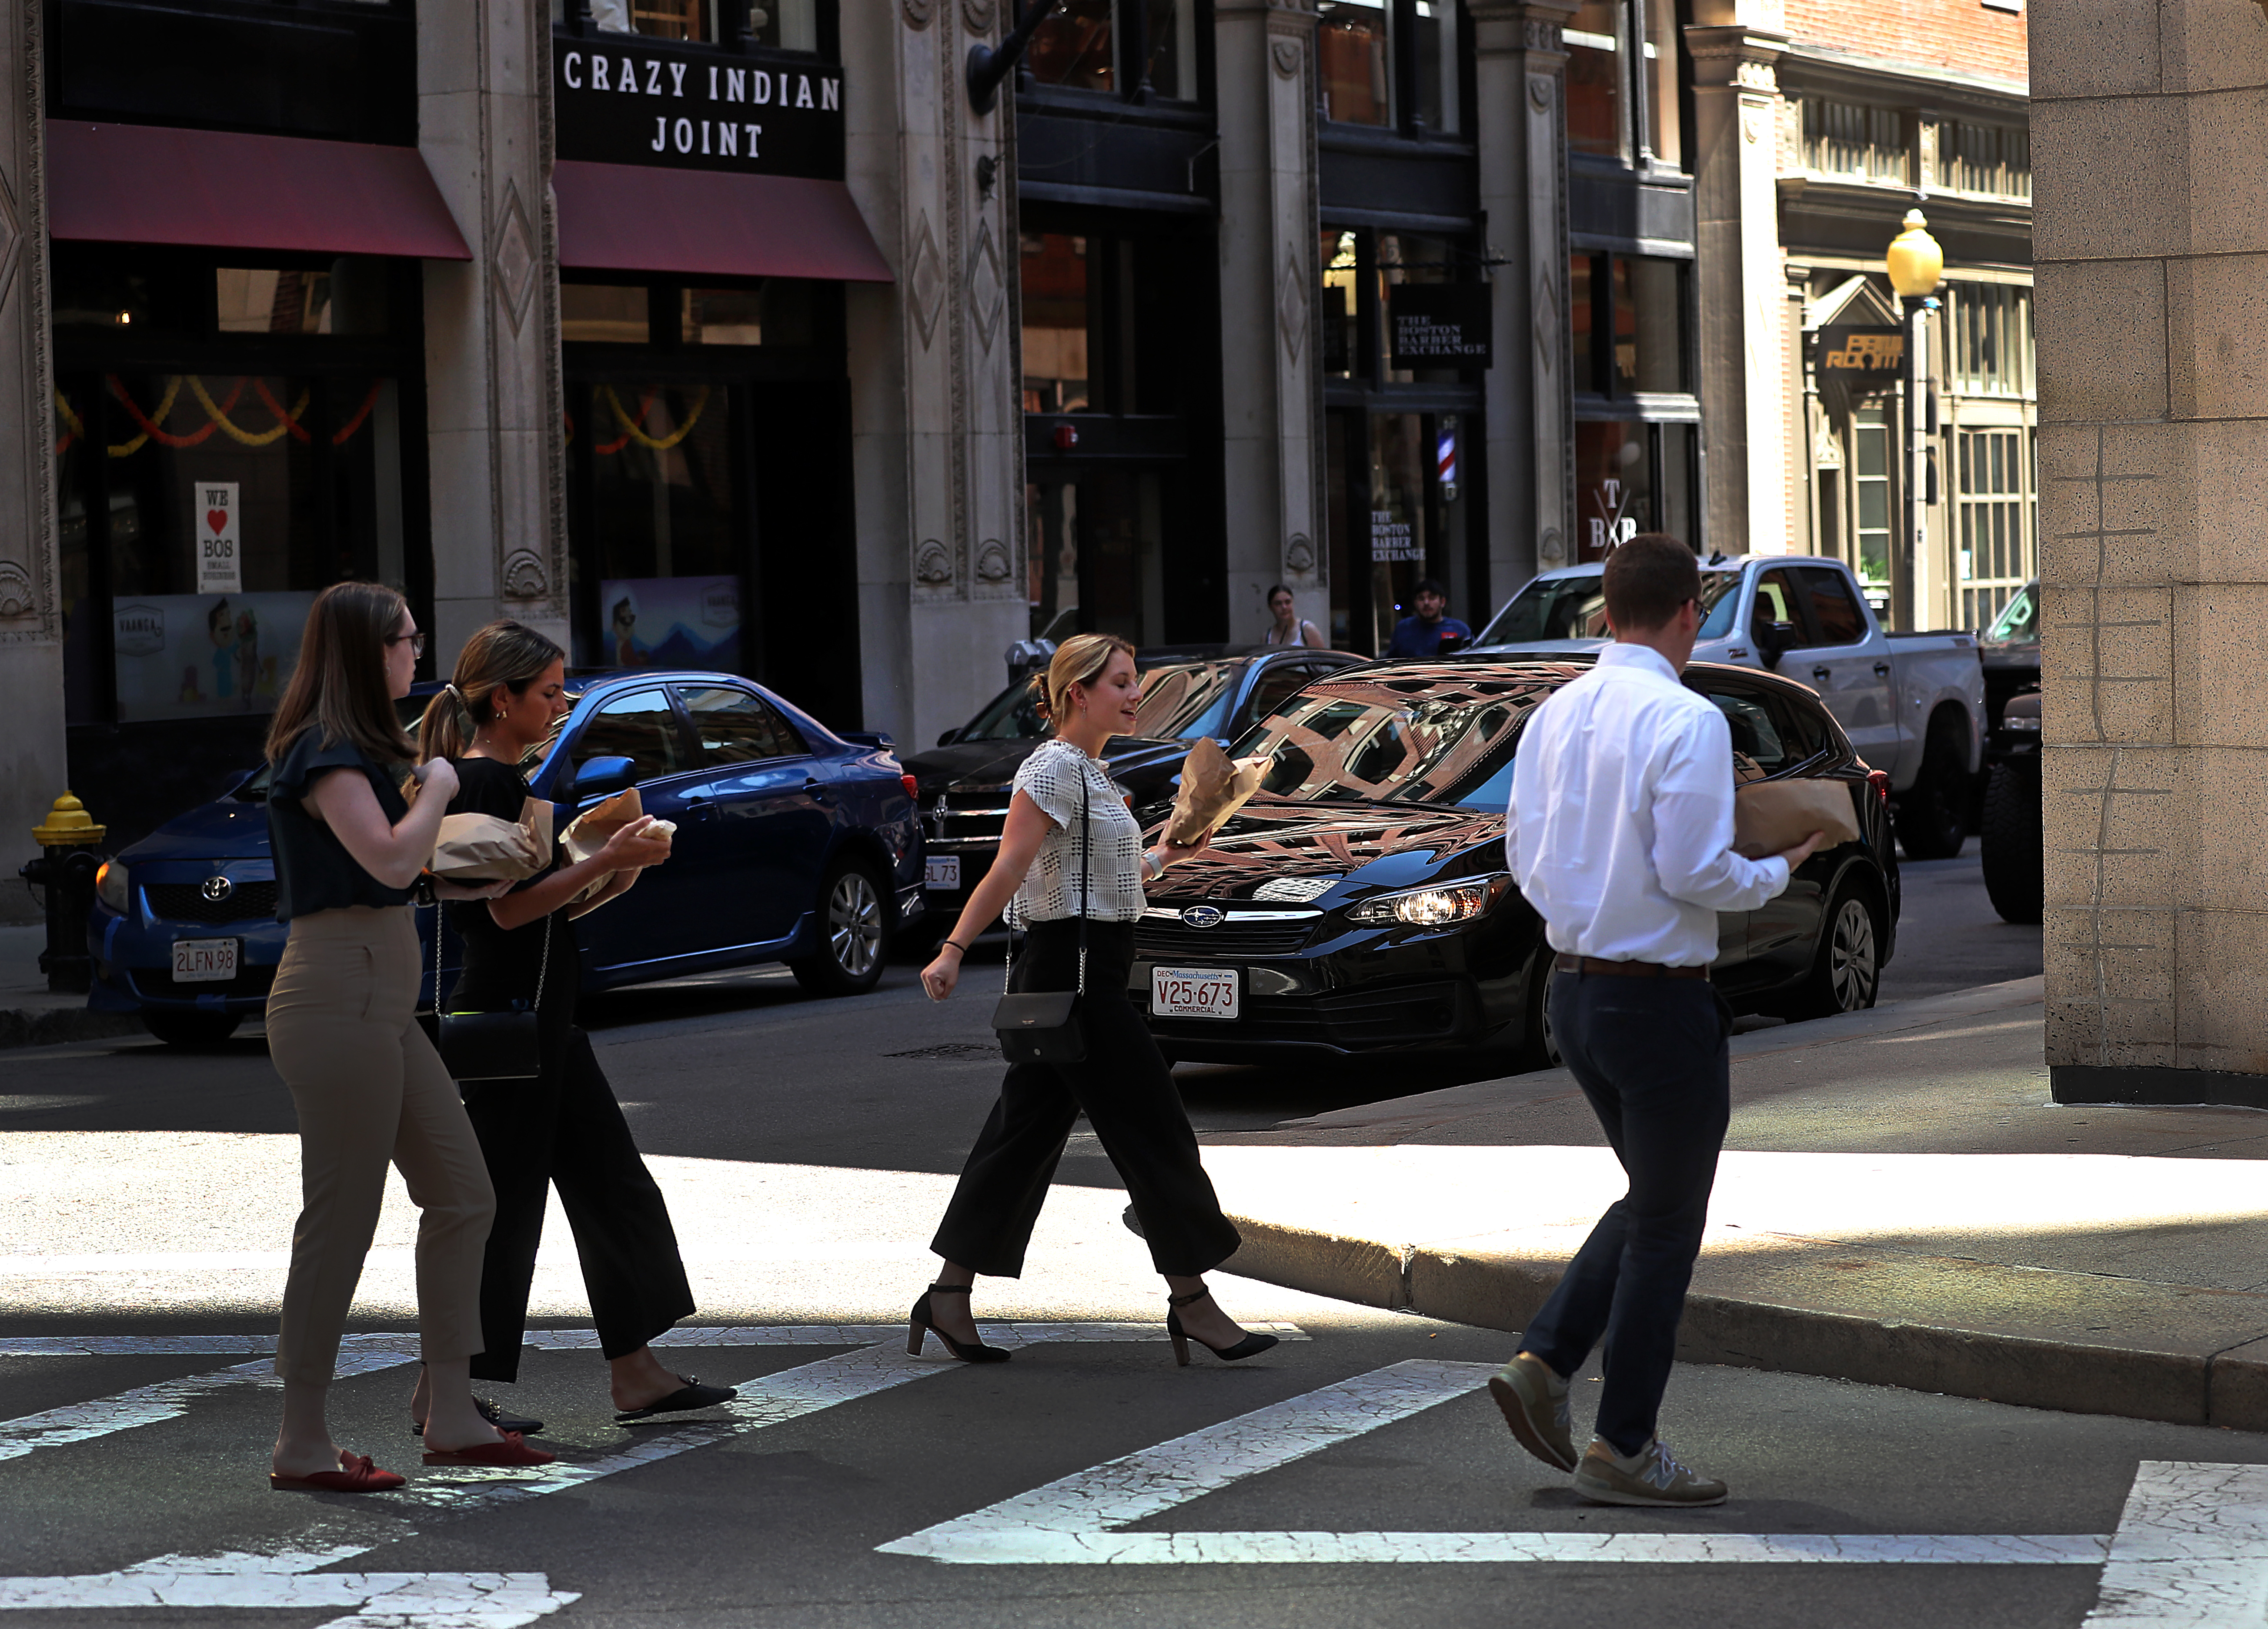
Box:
[87,670,925,1044]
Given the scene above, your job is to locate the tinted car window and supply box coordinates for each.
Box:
[1231,673,1561,808]
[1692,679,1832,776]
[1752,568,1809,639]
[1238,660,1319,731]
[1796,567,1868,646]
[1988,582,2038,642]
[955,659,1239,743]
[1483,569,1745,644]
[577,689,686,783]
[677,686,803,765]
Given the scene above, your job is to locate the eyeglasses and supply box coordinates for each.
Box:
[387,630,429,658]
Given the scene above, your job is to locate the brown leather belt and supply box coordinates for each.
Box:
[1554,953,1710,981]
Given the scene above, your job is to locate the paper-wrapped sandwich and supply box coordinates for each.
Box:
[428,797,555,883]
[561,786,677,901]
[1731,761,1861,859]
[1162,737,1270,849]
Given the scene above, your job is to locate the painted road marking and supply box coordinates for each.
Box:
[878,1354,2265,1625]
[0,1566,575,1627]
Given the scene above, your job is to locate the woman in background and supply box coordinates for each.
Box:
[1263,585,1326,649]
[264,582,548,1493]
[416,621,735,1426]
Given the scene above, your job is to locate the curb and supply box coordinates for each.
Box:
[0,1007,145,1050]
[1220,1215,2268,1434]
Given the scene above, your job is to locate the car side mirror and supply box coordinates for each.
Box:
[1754,621,1798,671]
[571,756,636,801]
[936,728,959,746]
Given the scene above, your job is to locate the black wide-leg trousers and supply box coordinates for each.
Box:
[932,920,1242,1278]
[461,1024,696,1382]
[1519,970,1732,1458]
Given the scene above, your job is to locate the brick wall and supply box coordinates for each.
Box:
[1783,0,2029,90]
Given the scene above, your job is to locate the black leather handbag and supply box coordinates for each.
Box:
[991,768,1090,1065]
[426,901,548,1083]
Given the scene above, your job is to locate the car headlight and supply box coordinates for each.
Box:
[95,860,129,913]
[2004,713,2041,733]
[1347,874,1511,927]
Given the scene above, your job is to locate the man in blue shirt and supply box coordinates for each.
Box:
[1385,579,1471,657]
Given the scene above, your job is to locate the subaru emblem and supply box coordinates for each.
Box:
[1181,906,1224,929]
[200,876,234,903]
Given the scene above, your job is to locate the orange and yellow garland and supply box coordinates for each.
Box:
[56,377,385,457]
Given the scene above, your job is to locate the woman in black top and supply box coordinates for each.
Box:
[263,582,551,1493]
[415,620,735,1424]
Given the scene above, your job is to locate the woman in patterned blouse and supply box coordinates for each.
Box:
[911,635,1279,1367]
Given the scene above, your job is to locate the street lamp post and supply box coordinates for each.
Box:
[1886,209,1944,632]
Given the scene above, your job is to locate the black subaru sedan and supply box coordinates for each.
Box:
[899,644,1363,948]
[1132,658,1901,1068]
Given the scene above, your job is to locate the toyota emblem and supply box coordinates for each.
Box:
[200,876,234,903]
[1180,906,1224,929]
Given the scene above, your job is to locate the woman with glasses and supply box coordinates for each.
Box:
[263,583,552,1492]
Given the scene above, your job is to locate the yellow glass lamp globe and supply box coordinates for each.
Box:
[1886,208,1944,298]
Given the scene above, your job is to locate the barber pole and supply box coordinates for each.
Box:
[1436,419,1458,502]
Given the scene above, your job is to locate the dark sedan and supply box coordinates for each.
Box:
[900,644,1363,947]
[1129,658,1902,1068]
[87,670,923,1044]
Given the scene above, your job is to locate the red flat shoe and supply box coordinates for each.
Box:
[270,1450,405,1492]
[421,1430,556,1467]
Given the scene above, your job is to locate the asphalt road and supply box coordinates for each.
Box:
[0,842,2124,1627]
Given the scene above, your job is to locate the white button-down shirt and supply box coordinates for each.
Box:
[1505,642,1790,968]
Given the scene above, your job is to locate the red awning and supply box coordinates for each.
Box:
[554,160,892,283]
[47,122,471,260]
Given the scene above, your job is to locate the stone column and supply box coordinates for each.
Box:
[1215,0,1323,638]
[1471,0,1574,586]
[844,0,1023,749]
[2034,0,2268,1104]
[0,0,63,913]
[1686,4,1787,558]
[418,0,571,667]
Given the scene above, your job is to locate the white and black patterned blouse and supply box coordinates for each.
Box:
[1005,739,1146,927]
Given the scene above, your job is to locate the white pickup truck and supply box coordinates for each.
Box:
[1469,554,1987,858]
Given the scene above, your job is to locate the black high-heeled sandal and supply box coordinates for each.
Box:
[1166,1287,1279,1366]
[908,1282,1011,1364]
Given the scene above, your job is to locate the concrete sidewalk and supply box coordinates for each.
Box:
[0,925,142,1049]
[1202,977,2268,1432]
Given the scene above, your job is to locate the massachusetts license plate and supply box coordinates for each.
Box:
[172,938,239,983]
[1152,965,1239,1020]
[925,855,961,890]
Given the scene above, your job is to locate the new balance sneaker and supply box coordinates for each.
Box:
[1571,1438,1728,1507]
[1487,1351,1576,1472]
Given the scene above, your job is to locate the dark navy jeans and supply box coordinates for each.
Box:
[1519,970,1732,1458]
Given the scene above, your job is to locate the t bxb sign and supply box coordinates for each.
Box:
[197,482,240,595]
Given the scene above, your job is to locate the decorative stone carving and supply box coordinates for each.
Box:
[1284,533,1315,573]
[0,560,34,620]
[966,218,1005,353]
[960,0,994,31]
[491,179,539,339]
[500,548,549,598]
[975,539,1011,582]
[1539,528,1565,566]
[915,539,954,585]
[907,213,946,352]
[902,0,935,27]
[1521,19,1561,51]
[0,167,22,321]
[1276,251,1309,364]
[1271,38,1301,77]
[1531,264,1558,375]
[1528,74,1551,110]
[1741,105,1764,144]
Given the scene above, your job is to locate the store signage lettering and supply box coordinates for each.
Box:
[1588,478,1637,557]
[1818,325,1904,374]
[1388,285,1493,369]
[1371,512,1422,563]
[554,33,845,180]
[196,482,240,595]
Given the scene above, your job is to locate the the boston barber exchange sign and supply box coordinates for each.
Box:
[554,29,845,179]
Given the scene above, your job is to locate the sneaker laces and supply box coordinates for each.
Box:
[1643,1440,1691,1489]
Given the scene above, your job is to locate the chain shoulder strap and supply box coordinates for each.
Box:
[429,892,551,1015]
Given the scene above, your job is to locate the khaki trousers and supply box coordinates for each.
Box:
[267,906,495,1385]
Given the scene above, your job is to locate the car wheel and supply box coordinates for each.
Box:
[1513,947,1564,1073]
[1780,886,1881,1022]
[788,858,889,997]
[142,1008,243,1047]
[1979,758,2044,925]
[1894,726,1969,860]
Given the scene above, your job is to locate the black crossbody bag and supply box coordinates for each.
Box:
[990,767,1089,1065]
[424,899,550,1083]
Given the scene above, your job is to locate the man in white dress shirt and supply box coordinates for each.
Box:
[1488,533,1824,1508]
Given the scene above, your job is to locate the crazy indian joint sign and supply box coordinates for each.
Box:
[553,30,845,180]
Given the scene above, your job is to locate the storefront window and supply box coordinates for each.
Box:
[1024,471,1163,645]
[1026,0,1193,98]
[1958,425,2029,630]
[1318,0,1391,126]
[1573,419,1693,559]
[1414,0,1459,135]
[563,284,653,344]
[1378,232,1456,385]
[1321,230,1359,379]
[571,380,743,670]
[1565,0,1620,157]
[1021,234,1090,414]
[67,371,405,723]
[1610,256,1683,393]
[682,283,813,345]
[584,0,819,50]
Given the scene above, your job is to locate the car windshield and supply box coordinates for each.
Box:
[1227,673,1561,810]
[1478,568,1742,645]
[1987,583,2038,642]
[956,659,1238,743]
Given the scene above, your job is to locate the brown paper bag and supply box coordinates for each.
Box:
[1733,776,1860,859]
[561,787,675,902]
[1163,737,1269,847]
[428,797,554,882]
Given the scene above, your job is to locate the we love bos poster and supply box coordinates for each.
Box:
[195,482,240,595]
